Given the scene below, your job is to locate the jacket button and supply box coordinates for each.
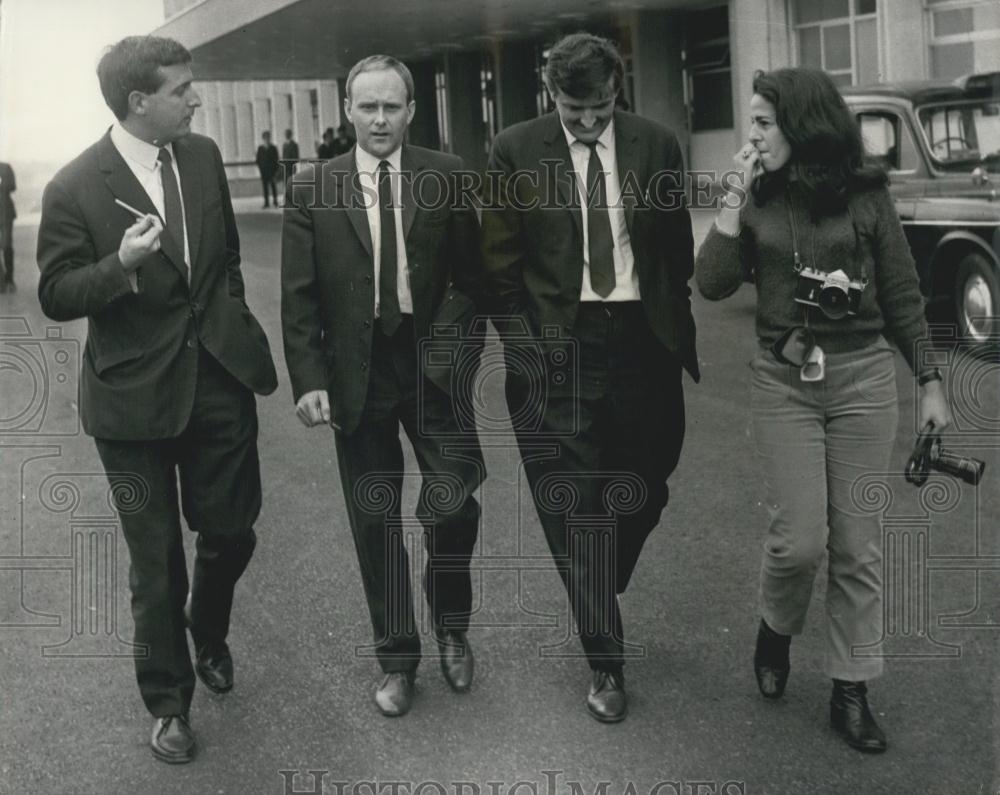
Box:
[186,340,195,349]
[361,362,367,371]
[363,319,371,328]
[364,275,372,284]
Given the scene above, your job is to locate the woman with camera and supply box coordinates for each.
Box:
[695,67,951,753]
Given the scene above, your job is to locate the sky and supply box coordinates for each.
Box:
[0,0,164,163]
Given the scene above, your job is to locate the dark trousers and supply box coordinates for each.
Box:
[260,174,278,207]
[334,317,484,674]
[1,218,12,285]
[95,347,261,716]
[510,302,685,673]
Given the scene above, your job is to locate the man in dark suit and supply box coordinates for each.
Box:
[282,54,483,718]
[0,160,15,292]
[37,36,277,763]
[281,128,300,180]
[481,32,699,723]
[256,130,280,208]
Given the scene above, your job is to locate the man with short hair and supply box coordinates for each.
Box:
[282,54,484,717]
[281,128,300,181]
[481,32,699,722]
[37,35,277,762]
[256,130,280,208]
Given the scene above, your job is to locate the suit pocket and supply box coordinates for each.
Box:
[94,347,143,376]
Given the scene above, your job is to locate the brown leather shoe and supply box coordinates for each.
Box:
[586,670,627,723]
[436,630,474,692]
[374,672,415,717]
[150,715,195,764]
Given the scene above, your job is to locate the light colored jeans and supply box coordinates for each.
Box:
[750,339,898,681]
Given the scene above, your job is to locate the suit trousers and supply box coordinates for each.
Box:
[750,340,898,681]
[512,301,685,673]
[95,346,261,716]
[334,317,484,674]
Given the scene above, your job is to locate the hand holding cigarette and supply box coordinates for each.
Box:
[116,200,163,272]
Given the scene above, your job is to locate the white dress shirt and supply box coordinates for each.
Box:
[355,145,413,317]
[561,120,640,302]
[110,123,191,279]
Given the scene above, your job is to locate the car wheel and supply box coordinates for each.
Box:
[954,252,999,345]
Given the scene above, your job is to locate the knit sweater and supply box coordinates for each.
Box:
[696,182,928,375]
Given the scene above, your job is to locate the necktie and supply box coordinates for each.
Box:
[377,160,401,336]
[583,141,615,298]
[156,147,187,279]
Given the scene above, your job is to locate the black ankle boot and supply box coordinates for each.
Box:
[753,618,791,699]
[830,679,887,753]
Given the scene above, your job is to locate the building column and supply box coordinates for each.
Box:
[631,10,688,151]
[496,40,539,130]
[729,0,790,152]
[293,84,316,158]
[408,59,441,151]
[443,51,486,171]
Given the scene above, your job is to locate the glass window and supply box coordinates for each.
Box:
[931,42,975,79]
[823,25,852,71]
[928,2,1000,79]
[858,112,919,171]
[793,0,877,85]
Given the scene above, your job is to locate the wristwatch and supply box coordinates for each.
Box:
[918,367,943,386]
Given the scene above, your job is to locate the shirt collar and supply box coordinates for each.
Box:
[561,118,616,153]
[111,123,173,171]
[355,144,402,174]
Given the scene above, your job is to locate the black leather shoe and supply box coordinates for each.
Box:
[184,595,233,694]
[150,715,195,764]
[753,618,791,699]
[375,672,415,717]
[436,630,474,692]
[195,641,234,694]
[830,680,887,753]
[586,670,627,723]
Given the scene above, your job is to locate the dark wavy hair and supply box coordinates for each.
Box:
[98,36,192,121]
[544,33,624,99]
[750,67,886,216]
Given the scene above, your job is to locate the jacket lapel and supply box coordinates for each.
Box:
[344,158,374,261]
[400,146,422,242]
[541,113,582,234]
[614,111,640,235]
[98,132,188,281]
[173,137,203,276]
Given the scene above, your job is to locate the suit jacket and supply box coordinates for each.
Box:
[256,143,279,177]
[281,144,483,435]
[481,110,700,382]
[37,131,278,440]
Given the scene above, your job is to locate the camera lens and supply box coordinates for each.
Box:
[818,285,850,320]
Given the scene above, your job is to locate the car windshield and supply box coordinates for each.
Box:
[917,99,1000,170]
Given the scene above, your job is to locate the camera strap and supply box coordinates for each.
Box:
[785,190,868,286]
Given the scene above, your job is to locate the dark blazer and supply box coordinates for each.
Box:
[256,143,280,178]
[37,131,277,440]
[281,144,482,435]
[0,161,16,225]
[481,110,700,382]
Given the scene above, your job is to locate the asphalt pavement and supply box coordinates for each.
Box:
[1,209,997,794]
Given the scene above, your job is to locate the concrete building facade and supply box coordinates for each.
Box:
[155,0,1000,192]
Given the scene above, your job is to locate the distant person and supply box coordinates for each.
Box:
[255,130,280,208]
[36,34,277,764]
[281,127,299,179]
[316,126,335,159]
[0,160,15,292]
[331,123,353,156]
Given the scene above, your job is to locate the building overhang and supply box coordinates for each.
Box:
[155,0,701,80]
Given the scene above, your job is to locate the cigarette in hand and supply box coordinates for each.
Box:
[114,197,147,219]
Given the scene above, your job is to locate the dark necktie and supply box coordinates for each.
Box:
[377,160,401,336]
[156,147,187,278]
[583,141,615,298]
